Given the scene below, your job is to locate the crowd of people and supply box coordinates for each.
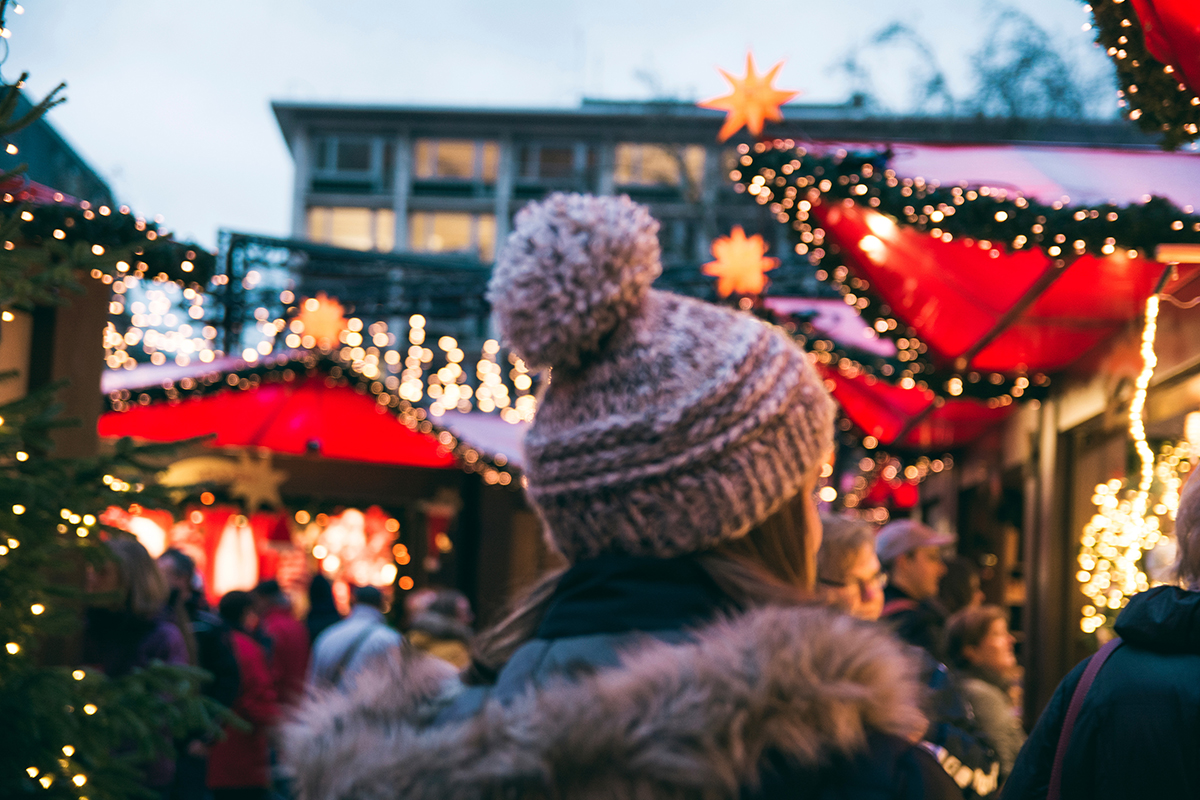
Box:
[85,193,1200,799]
[81,539,475,799]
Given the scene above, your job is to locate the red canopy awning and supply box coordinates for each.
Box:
[817,200,1199,375]
[99,376,456,469]
[819,365,1013,450]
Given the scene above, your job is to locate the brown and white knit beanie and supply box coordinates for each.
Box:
[488,193,836,562]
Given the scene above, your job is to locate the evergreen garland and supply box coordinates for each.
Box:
[735,138,1196,400]
[1086,0,1200,150]
[0,77,214,309]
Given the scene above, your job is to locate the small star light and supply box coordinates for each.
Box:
[295,292,347,349]
[698,53,799,142]
[703,226,779,297]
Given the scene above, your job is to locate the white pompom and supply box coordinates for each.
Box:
[487,193,661,371]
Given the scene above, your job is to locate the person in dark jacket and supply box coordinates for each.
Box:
[819,516,1002,797]
[878,520,955,661]
[159,548,242,800]
[1003,473,1200,800]
[82,537,190,793]
[281,194,959,800]
[305,573,342,643]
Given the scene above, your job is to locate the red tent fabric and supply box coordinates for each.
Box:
[98,376,456,469]
[817,200,1199,375]
[819,365,1013,450]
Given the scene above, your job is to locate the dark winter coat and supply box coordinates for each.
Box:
[191,605,241,707]
[282,555,960,800]
[882,585,949,662]
[1003,585,1200,800]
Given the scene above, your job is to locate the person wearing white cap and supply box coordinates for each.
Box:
[878,519,956,660]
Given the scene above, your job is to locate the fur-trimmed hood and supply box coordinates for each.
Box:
[282,605,927,800]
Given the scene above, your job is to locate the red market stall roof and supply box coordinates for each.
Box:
[816,199,1199,376]
[745,141,1200,450]
[819,365,1014,451]
[99,375,457,469]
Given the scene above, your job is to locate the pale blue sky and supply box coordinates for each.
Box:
[9,1,1109,249]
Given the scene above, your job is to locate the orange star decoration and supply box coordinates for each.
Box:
[703,226,779,297]
[295,292,348,349]
[698,53,799,142]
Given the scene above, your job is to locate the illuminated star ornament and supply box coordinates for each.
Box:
[698,53,800,142]
[703,225,779,297]
[295,292,348,349]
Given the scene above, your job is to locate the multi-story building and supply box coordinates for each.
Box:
[271,97,1151,298]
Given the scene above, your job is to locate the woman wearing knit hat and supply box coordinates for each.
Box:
[283,194,959,800]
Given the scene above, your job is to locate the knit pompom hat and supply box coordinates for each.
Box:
[488,193,836,562]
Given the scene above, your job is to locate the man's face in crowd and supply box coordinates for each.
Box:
[894,545,946,600]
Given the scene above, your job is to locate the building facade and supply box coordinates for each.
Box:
[272,98,1152,288]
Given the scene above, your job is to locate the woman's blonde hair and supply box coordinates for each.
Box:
[466,490,817,684]
[107,537,170,620]
[1174,470,1200,588]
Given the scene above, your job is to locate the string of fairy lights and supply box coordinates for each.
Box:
[1074,289,1199,634]
[735,138,1200,403]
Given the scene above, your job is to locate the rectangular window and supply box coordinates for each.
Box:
[614,143,705,188]
[311,136,392,194]
[408,211,496,260]
[307,206,396,252]
[516,144,585,182]
[413,139,499,182]
[336,139,371,172]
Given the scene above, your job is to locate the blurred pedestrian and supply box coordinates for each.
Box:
[82,536,189,793]
[816,515,886,620]
[878,520,955,660]
[283,193,959,799]
[940,556,986,616]
[308,585,403,690]
[1004,473,1200,799]
[945,605,1025,781]
[305,573,342,643]
[209,590,278,800]
[817,516,1002,796]
[159,548,241,800]
[251,579,310,710]
[406,588,474,669]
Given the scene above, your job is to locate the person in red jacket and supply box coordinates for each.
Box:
[211,590,278,800]
[251,579,311,710]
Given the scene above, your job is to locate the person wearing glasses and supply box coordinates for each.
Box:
[817,515,888,620]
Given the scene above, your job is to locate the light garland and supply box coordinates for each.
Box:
[736,139,1200,402]
[1076,293,1189,634]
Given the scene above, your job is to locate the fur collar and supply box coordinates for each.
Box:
[282,605,927,800]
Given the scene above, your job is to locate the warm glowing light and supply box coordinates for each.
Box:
[865,213,897,239]
[72,670,85,680]
[62,746,74,757]
[6,642,19,654]
[83,704,97,715]
[311,545,328,560]
[858,235,887,265]
[698,53,799,142]
[398,576,415,591]
[30,603,44,615]
[702,225,779,297]
[818,486,838,503]
[1077,293,1173,633]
